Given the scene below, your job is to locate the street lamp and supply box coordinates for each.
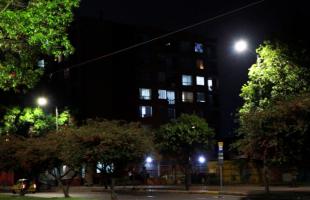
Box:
[37,97,47,106]
[145,156,153,164]
[36,96,59,132]
[234,39,248,53]
[198,155,206,164]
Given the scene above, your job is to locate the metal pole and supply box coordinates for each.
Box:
[220,165,223,197]
[55,106,59,132]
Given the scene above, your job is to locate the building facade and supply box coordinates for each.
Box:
[53,18,219,132]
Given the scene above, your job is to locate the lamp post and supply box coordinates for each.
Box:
[37,97,58,132]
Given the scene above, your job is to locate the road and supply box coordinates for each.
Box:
[7,191,244,200]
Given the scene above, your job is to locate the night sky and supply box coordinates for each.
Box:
[75,0,310,137]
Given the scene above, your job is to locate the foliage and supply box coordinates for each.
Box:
[0,106,70,137]
[0,135,23,171]
[156,114,214,159]
[240,41,310,114]
[235,93,310,164]
[0,0,79,91]
[75,119,153,176]
[237,41,310,162]
[155,114,214,189]
[236,40,310,192]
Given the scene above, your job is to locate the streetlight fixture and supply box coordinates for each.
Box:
[234,39,248,53]
[145,156,153,164]
[37,97,48,106]
[198,155,206,164]
[36,96,59,132]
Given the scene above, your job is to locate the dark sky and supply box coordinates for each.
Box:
[76,0,310,137]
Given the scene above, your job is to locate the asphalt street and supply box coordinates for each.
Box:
[4,191,244,200]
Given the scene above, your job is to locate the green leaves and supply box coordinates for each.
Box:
[0,106,70,136]
[240,41,310,114]
[237,40,310,166]
[156,114,214,159]
[0,0,79,91]
[71,119,153,175]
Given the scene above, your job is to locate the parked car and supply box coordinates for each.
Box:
[11,179,37,194]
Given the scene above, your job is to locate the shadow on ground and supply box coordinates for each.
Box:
[241,192,310,200]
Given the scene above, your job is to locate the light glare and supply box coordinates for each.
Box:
[146,156,153,163]
[37,97,47,106]
[198,155,206,164]
[234,40,248,53]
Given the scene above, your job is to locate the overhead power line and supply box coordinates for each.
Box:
[50,0,265,76]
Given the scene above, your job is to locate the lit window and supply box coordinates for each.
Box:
[196,59,204,69]
[139,106,152,118]
[182,91,193,103]
[168,108,176,119]
[197,92,206,102]
[196,76,205,86]
[208,79,213,91]
[158,89,167,99]
[139,88,151,100]
[182,75,192,86]
[167,91,175,104]
[37,59,45,68]
[194,42,204,53]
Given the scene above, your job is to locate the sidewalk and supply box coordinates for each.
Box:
[70,185,310,196]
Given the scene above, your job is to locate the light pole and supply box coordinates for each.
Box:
[37,97,58,132]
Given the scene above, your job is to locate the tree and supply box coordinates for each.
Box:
[75,120,153,188]
[0,0,79,91]
[155,114,214,190]
[240,41,310,114]
[236,41,310,193]
[0,106,70,137]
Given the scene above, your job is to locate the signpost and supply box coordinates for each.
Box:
[218,141,224,198]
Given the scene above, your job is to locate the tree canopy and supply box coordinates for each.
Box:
[240,41,310,114]
[236,40,310,193]
[0,0,79,91]
[75,119,153,176]
[156,114,214,190]
[0,106,70,137]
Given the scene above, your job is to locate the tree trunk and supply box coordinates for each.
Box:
[62,183,70,198]
[184,159,191,190]
[85,162,95,186]
[263,158,270,194]
[110,178,118,200]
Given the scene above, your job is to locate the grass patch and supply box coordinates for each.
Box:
[0,195,86,200]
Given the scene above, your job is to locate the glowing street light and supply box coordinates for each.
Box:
[198,155,206,164]
[146,156,153,163]
[37,97,48,106]
[234,39,248,53]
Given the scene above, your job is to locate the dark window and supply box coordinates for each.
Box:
[168,108,176,119]
[158,72,166,82]
[197,92,206,102]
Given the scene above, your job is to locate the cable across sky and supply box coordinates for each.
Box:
[50,0,265,76]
